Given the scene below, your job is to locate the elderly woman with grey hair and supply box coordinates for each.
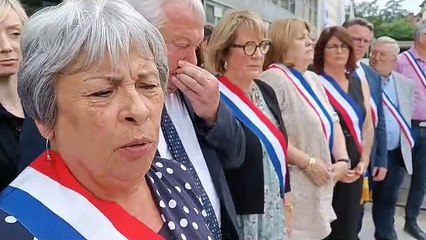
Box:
[0,0,213,239]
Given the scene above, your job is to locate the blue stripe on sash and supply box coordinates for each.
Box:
[0,186,85,239]
[220,93,285,197]
[289,68,335,151]
[321,73,365,132]
[406,51,426,78]
[383,92,415,141]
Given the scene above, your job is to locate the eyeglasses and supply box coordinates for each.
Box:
[231,40,271,56]
[326,44,350,52]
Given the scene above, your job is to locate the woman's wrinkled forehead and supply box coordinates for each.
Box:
[61,47,156,75]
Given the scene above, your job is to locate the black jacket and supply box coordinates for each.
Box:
[0,105,23,191]
[224,80,289,215]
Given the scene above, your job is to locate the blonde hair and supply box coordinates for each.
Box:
[0,0,28,23]
[263,18,310,70]
[206,10,267,74]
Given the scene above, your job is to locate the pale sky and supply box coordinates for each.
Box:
[354,0,424,14]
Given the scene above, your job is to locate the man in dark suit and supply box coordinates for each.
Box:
[19,0,246,239]
[343,18,388,235]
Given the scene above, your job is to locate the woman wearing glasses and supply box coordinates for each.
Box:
[207,11,290,239]
[258,19,350,239]
[313,26,373,240]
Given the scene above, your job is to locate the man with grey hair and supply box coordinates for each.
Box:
[396,19,426,240]
[370,36,415,240]
[2,0,216,239]
[126,0,245,239]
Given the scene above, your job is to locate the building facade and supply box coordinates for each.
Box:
[203,0,346,37]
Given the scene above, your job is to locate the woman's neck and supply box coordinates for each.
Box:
[0,75,19,105]
[324,66,347,83]
[0,75,23,117]
[414,43,426,60]
[224,71,253,92]
[292,65,306,73]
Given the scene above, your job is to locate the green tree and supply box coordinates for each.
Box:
[347,0,414,41]
[375,18,414,40]
[381,0,410,21]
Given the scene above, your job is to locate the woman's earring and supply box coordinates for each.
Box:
[45,138,51,162]
[224,61,228,70]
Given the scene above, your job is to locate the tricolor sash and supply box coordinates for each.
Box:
[403,51,426,89]
[382,92,415,148]
[320,73,365,154]
[355,65,378,128]
[0,151,163,240]
[217,75,287,196]
[268,64,334,151]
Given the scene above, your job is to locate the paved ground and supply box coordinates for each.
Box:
[359,175,426,240]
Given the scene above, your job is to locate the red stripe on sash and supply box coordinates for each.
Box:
[31,151,164,240]
[325,91,363,153]
[404,51,426,88]
[268,66,328,142]
[218,76,288,154]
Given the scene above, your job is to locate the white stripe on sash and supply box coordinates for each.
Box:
[270,64,333,146]
[382,93,415,148]
[10,167,127,239]
[356,64,378,127]
[403,51,426,88]
[319,75,363,151]
[218,80,286,190]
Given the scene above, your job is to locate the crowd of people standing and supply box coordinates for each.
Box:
[0,0,425,239]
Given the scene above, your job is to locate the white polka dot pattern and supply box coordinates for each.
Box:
[149,157,214,239]
[161,110,221,239]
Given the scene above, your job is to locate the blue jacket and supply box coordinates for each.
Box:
[353,63,388,169]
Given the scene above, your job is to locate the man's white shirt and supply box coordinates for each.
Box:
[158,92,221,225]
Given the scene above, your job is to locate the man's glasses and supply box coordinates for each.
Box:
[231,40,271,56]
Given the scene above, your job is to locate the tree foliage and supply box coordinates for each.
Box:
[347,0,415,41]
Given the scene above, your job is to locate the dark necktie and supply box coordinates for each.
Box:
[160,108,221,239]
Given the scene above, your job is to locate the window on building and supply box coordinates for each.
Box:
[289,0,296,13]
[309,0,317,26]
[205,3,215,24]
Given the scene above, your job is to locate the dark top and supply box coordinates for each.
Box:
[0,155,212,239]
[0,104,23,191]
[335,77,366,167]
[224,80,289,215]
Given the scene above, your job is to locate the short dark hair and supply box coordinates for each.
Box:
[343,17,374,32]
[312,26,357,75]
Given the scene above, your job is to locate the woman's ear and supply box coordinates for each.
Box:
[34,121,55,140]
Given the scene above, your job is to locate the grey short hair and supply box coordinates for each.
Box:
[414,19,426,41]
[18,0,169,130]
[126,0,206,29]
[343,17,374,32]
[372,36,400,55]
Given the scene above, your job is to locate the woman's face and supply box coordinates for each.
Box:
[0,9,23,78]
[225,25,269,80]
[50,54,164,183]
[324,36,350,69]
[284,27,313,71]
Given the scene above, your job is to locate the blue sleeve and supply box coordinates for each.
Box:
[17,119,45,172]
